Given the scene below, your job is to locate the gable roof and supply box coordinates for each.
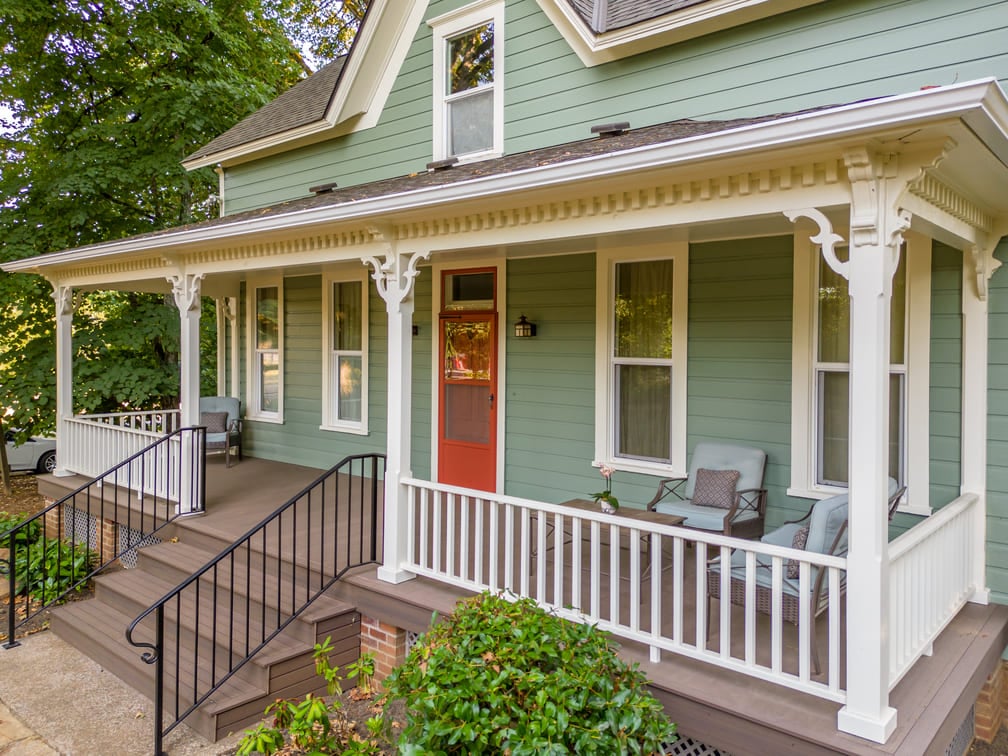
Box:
[182,0,429,170]
[184,57,348,166]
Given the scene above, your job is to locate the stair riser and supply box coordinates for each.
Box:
[95,571,318,646]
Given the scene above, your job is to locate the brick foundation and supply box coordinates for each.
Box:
[975,659,1008,743]
[359,615,408,683]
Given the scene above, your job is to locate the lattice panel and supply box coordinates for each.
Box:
[117,525,161,570]
[63,505,97,550]
[663,736,730,756]
[405,630,420,654]
[946,704,974,756]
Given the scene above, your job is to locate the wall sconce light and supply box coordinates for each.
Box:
[514,314,537,338]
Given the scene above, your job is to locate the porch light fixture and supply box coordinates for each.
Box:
[514,314,536,338]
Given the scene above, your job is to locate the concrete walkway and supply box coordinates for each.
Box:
[0,632,246,755]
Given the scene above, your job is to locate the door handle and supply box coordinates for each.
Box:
[489,393,494,405]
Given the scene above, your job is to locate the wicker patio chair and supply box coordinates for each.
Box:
[706,480,905,674]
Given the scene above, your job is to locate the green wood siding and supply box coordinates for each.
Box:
[504,254,597,502]
[986,239,1008,602]
[928,242,963,508]
[223,0,1008,213]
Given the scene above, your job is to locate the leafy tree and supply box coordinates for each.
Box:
[0,0,363,438]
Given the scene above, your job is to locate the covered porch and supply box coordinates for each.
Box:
[38,455,1008,753]
[7,79,1008,748]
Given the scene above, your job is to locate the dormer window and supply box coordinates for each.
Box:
[430,0,504,162]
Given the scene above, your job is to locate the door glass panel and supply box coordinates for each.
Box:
[444,384,490,443]
[443,320,492,381]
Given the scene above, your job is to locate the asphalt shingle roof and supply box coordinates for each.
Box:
[184,56,347,164]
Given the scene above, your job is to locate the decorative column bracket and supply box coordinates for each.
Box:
[168,273,205,313]
[783,207,849,279]
[362,247,431,310]
[967,223,1008,301]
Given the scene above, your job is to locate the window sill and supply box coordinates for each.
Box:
[319,424,368,437]
[599,458,685,480]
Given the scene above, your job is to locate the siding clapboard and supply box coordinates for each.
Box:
[223,0,1008,213]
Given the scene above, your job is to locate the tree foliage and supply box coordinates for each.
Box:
[0,0,363,438]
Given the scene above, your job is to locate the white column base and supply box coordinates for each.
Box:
[377,565,417,584]
[52,467,74,478]
[837,705,897,744]
[970,586,991,605]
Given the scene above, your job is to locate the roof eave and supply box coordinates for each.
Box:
[6,78,1008,276]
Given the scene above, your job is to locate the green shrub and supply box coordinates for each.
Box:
[383,592,676,755]
[0,512,41,550]
[0,514,94,605]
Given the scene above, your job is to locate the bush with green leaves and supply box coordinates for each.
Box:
[0,512,94,604]
[383,592,676,754]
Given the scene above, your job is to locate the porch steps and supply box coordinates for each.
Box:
[50,535,362,742]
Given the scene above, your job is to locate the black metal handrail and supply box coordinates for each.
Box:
[125,452,385,756]
[1,426,206,649]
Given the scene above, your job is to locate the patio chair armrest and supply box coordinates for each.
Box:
[646,477,688,511]
[227,418,242,434]
[727,487,767,519]
[888,485,907,519]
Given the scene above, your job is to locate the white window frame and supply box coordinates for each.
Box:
[246,275,284,423]
[321,270,369,435]
[789,230,932,515]
[594,241,689,477]
[428,0,504,163]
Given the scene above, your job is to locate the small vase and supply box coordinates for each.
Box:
[599,499,617,514]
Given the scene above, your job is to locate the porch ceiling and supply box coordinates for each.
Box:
[4,79,1007,291]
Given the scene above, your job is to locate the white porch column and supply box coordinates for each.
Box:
[50,284,75,477]
[961,240,1003,603]
[170,274,204,515]
[363,242,430,584]
[169,274,205,427]
[215,296,239,398]
[786,147,906,743]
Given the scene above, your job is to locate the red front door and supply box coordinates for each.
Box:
[437,270,497,491]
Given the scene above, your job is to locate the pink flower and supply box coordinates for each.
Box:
[599,465,614,480]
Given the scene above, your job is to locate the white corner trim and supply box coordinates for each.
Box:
[536,0,826,66]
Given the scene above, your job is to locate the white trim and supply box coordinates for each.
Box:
[536,0,826,66]
[321,268,370,435]
[789,229,932,509]
[246,274,284,422]
[429,0,505,163]
[429,256,506,493]
[8,79,1007,276]
[594,240,688,477]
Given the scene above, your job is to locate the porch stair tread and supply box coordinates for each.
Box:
[51,533,363,742]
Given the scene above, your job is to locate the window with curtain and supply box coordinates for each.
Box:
[612,259,675,463]
[815,248,906,486]
[329,280,364,426]
[254,285,280,417]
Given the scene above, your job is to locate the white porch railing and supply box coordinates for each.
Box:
[887,492,980,688]
[401,477,847,704]
[61,411,183,500]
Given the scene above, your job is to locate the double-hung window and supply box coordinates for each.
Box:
[814,247,906,487]
[248,278,283,421]
[430,0,504,162]
[791,232,930,513]
[596,242,688,476]
[322,273,368,434]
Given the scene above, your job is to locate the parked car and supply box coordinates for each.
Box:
[4,430,57,473]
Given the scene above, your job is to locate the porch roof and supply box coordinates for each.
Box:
[5,78,1008,288]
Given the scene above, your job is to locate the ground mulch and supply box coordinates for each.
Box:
[0,473,47,519]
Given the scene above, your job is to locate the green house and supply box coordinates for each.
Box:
[6,1,1008,752]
